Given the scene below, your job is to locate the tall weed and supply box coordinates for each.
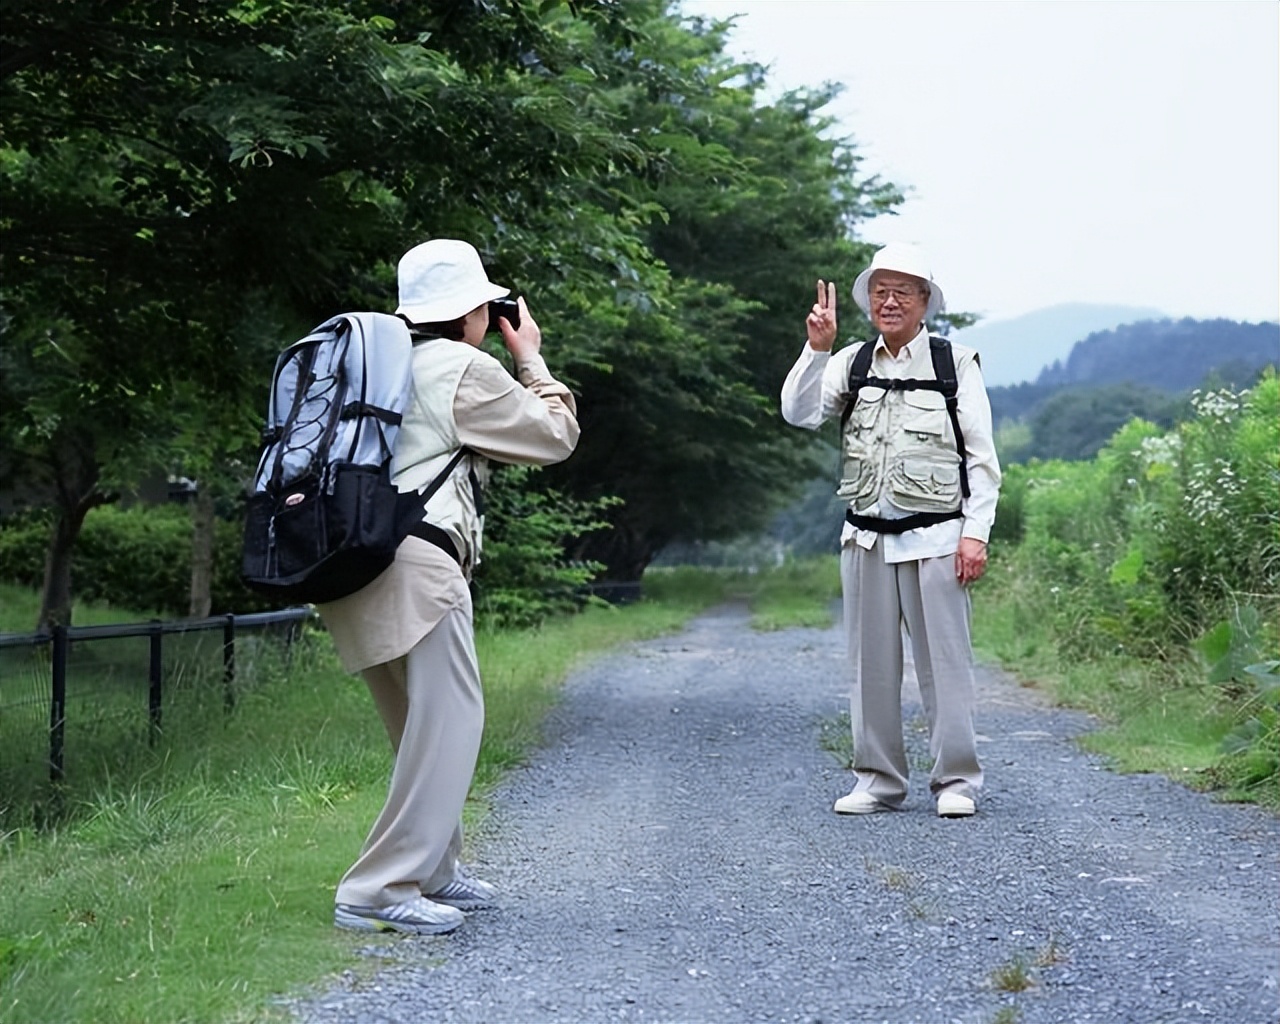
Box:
[982,373,1279,804]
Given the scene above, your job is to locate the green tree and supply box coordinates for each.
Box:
[536,8,905,577]
[1027,384,1182,462]
[2,0,906,618]
[0,0,654,626]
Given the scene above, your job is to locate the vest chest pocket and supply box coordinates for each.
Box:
[839,388,885,508]
[837,456,877,508]
[900,389,947,441]
[845,386,885,434]
[891,390,959,512]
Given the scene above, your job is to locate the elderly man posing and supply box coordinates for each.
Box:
[781,243,1001,818]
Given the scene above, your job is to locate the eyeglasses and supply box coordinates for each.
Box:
[871,285,925,304]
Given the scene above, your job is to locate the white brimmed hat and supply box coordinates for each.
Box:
[395,239,509,323]
[851,243,946,319]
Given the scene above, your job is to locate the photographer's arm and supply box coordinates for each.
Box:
[455,298,579,466]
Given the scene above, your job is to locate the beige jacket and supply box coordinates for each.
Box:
[318,341,579,672]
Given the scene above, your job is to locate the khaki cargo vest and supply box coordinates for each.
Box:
[390,339,492,572]
[838,341,964,515]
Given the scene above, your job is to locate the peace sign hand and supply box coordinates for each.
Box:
[806,279,838,352]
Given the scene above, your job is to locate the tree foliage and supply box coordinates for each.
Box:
[1026,383,1183,463]
[0,0,900,626]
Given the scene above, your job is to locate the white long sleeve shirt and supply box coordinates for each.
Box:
[780,326,1001,563]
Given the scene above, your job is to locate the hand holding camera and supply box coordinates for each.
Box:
[491,296,541,363]
[487,298,521,334]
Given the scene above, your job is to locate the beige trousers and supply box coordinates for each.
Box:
[840,541,982,805]
[334,606,484,908]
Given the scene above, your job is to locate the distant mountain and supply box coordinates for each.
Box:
[1035,318,1279,391]
[950,303,1166,386]
[986,316,1280,431]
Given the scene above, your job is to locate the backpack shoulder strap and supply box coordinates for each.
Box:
[840,341,877,429]
[928,336,970,499]
[928,336,958,397]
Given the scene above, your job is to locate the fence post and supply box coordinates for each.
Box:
[222,614,236,713]
[148,620,163,746]
[49,624,68,784]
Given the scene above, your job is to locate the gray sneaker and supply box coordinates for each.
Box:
[334,895,464,935]
[425,870,498,911]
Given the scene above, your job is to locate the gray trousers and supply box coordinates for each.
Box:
[335,606,484,908]
[840,541,982,805]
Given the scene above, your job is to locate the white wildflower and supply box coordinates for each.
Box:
[1139,434,1181,469]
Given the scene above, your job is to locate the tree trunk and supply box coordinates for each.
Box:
[188,485,214,618]
[576,519,665,582]
[38,513,81,633]
[36,436,109,633]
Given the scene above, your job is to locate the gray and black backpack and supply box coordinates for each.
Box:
[240,312,463,604]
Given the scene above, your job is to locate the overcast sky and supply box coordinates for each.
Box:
[678,0,1280,327]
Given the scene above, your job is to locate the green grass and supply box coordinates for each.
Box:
[0,581,165,631]
[0,571,741,1024]
[734,556,841,631]
[643,557,841,632]
[1,624,313,832]
[972,579,1268,806]
[819,708,854,769]
[989,954,1035,993]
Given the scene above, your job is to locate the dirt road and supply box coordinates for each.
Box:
[296,605,1280,1024]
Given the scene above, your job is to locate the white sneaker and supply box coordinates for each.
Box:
[833,790,891,815]
[425,869,498,911]
[936,791,976,818]
[334,895,465,935]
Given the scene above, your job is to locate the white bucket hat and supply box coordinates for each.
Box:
[851,243,946,320]
[395,239,509,324]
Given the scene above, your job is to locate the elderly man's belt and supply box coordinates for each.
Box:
[845,509,962,535]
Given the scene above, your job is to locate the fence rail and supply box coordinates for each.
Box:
[0,607,315,791]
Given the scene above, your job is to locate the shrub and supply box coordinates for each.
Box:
[472,466,614,629]
[986,373,1279,801]
[990,461,1029,543]
[1,468,621,628]
[0,503,270,620]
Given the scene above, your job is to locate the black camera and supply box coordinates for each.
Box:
[487,298,521,334]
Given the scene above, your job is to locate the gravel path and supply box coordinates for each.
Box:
[294,604,1280,1024]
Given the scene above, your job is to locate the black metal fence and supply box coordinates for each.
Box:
[0,608,315,824]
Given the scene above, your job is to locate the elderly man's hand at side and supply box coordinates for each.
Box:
[955,537,988,586]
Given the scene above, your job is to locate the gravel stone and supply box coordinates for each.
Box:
[290,604,1280,1024]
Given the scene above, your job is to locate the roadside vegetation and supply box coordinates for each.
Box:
[718,556,842,632]
[975,374,1279,808]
